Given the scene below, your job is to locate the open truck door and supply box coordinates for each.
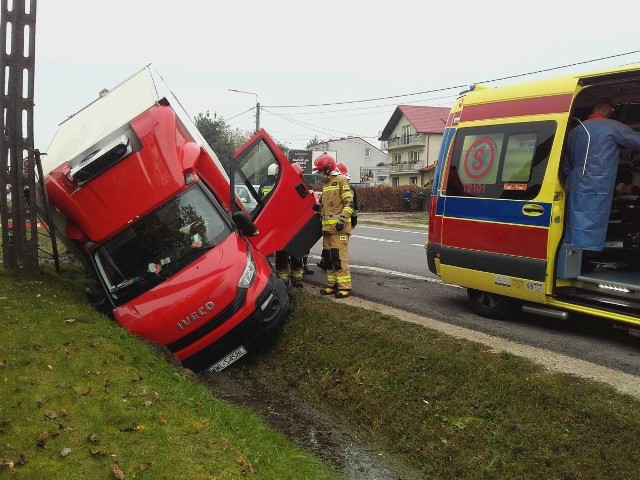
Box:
[230,129,321,259]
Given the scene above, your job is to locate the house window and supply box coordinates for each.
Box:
[410,177,418,185]
[410,151,420,164]
[365,148,371,158]
[392,177,400,186]
[394,153,402,164]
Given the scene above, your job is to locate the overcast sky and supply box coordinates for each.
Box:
[25,1,640,152]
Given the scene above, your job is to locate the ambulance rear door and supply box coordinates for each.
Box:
[229,129,321,258]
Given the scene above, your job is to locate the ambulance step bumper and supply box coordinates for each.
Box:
[521,304,569,320]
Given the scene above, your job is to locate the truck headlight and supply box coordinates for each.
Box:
[237,249,256,288]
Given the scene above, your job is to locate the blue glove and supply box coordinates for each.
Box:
[335,219,345,231]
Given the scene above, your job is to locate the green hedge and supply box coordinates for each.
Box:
[355,185,430,212]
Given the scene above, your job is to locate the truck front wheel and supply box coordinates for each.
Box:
[466,288,512,319]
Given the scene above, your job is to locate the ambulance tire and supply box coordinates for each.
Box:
[466,288,512,319]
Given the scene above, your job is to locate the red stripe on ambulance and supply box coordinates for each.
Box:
[441,217,547,259]
[460,93,573,122]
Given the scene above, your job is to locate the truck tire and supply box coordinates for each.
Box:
[466,288,512,319]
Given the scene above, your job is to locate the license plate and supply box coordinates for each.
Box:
[207,345,247,373]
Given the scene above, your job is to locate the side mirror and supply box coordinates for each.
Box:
[232,211,259,236]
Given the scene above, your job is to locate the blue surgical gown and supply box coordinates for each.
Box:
[563,118,640,251]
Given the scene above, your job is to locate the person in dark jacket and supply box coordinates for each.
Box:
[416,185,427,211]
[402,189,412,211]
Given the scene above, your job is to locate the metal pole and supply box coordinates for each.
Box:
[229,89,259,133]
[255,101,260,133]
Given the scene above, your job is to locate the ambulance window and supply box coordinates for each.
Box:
[501,133,537,182]
[445,121,555,199]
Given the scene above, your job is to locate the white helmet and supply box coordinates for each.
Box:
[267,163,278,176]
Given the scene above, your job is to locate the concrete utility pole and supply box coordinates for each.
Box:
[0,0,38,269]
[229,89,260,133]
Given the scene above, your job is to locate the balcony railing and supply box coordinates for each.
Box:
[386,133,425,149]
[388,162,420,173]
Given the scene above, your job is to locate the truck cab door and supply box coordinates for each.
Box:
[230,129,321,259]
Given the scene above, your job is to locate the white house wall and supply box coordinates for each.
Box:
[310,137,386,183]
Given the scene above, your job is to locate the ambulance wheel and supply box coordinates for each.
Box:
[466,288,512,319]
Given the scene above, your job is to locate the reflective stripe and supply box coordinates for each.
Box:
[322,214,343,220]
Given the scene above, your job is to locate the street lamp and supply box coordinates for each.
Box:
[229,89,260,133]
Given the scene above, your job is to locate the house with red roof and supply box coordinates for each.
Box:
[378,105,449,186]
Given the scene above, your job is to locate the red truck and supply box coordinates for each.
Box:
[38,67,320,372]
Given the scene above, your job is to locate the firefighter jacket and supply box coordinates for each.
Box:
[319,173,354,234]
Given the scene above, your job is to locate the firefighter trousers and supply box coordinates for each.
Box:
[275,251,303,285]
[320,232,351,291]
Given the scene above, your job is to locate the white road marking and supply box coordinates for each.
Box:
[359,225,427,235]
[351,235,399,243]
[307,254,447,284]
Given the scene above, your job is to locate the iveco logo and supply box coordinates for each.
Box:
[177,301,215,331]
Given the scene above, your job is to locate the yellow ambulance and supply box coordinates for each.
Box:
[426,64,640,334]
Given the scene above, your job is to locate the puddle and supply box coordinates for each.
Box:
[200,370,422,480]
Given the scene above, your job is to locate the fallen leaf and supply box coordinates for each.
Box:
[60,447,71,457]
[112,462,125,480]
[81,387,92,396]
[36,431,49,447]
[139,462,151,471]
[159,415,167,424]
[58,422,73,431]
[144,400,152,408]
[89,448,106,457]
[87,433,99,443]
[43,410,57,420]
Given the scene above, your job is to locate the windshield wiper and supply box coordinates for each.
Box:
[110,276,145,294]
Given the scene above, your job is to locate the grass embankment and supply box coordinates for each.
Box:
[234,291,640,480]
[0,265,340,480]
[2,264,640,479]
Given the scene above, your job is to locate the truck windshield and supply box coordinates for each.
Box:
[94,186,231,305]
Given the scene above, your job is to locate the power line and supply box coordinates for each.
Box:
[265,93,455,117]
[225,105,255,122]
[262,107,366,138]
[222,50,640,146]
[263,50,640,109]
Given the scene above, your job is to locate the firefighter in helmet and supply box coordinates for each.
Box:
[313,153,354,298]
[259,162,278,198]
[336,162,358,228]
